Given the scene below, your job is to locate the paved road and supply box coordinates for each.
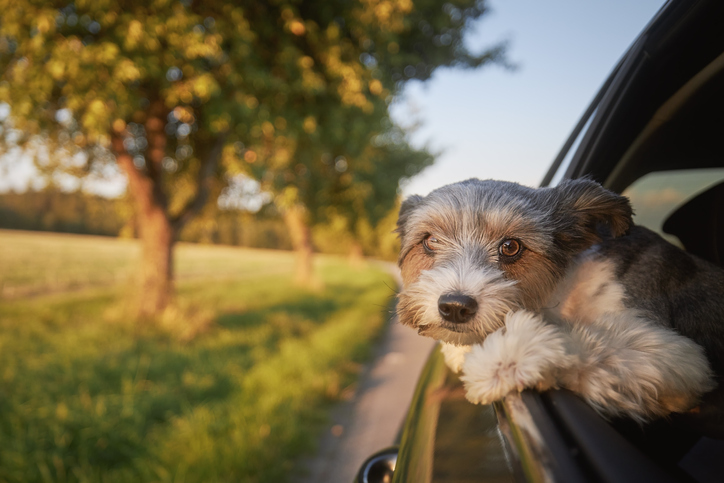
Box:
[293,268,436,483]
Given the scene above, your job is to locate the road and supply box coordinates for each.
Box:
[293,267,436,483]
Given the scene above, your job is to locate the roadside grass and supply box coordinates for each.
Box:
[0,230,396,482]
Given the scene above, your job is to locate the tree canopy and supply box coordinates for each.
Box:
[0,0,505,315]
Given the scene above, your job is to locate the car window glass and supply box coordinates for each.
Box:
[622,168,724,246]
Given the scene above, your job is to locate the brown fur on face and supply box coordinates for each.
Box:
[399,244,434,287]
[502,248,564,310]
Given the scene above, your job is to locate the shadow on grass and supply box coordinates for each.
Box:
[214,281,364,348]
[217,296,340,330]
[0,269,392,482]
[10,341,239,473]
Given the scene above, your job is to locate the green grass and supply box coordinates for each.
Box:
[0,230,396,482]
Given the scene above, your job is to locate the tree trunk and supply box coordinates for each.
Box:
[112,100,225,318]
[283,205,315,284]
[348,240,365,268]
[112,103,175,318]
[115,149,175,317]
[137,200,175,317]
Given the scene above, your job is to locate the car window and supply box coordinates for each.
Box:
[622,168,724,246]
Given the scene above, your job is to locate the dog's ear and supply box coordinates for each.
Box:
[554,178,633,248]
[396,195,423,239]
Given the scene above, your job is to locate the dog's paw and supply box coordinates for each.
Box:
[440,342,471,373]
[460,311,571,405]
[461,343,529,405]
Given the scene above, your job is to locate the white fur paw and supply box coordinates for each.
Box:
[440,342,471,373]
[460,311,571,405]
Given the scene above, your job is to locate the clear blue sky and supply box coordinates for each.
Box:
[394,0,667,196]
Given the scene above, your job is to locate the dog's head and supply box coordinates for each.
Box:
[395,178,633,345]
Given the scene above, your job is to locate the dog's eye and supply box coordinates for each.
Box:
[422,235,440,253]
[499,239,522,258]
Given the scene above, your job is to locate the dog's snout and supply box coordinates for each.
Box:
[438,294,478,324]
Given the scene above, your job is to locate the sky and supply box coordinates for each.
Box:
[394,0,667,196]
[0,0,667,197]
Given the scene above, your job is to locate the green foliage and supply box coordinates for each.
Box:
[0,187,132,236]
[0,187,294,252]
[178,209,292,249]
[0,230,395,482]
[0,187,407,259]
[313,197,403,260]
[0,0,503,246]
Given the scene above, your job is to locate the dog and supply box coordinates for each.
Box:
[396,178,724,422]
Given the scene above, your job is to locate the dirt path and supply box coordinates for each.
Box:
[293,264,436,483]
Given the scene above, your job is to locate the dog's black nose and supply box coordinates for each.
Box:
[438,294,478,324]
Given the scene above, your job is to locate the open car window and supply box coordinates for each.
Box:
[623,168,724,248]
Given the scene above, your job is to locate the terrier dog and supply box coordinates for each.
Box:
[396,178,724,422]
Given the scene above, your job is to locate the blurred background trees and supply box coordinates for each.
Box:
[0,0,504,317]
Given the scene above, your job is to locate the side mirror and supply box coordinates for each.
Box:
[355,446,398,483]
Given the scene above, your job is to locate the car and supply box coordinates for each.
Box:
[357,0,724,481]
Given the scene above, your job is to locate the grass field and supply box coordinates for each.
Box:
[0,230,298,297]
[0,229,396,482]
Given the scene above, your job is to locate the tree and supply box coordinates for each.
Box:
[335,124,436,262]
[228,0,504,280]
[0,0,504,316]
[240,104,434,281]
